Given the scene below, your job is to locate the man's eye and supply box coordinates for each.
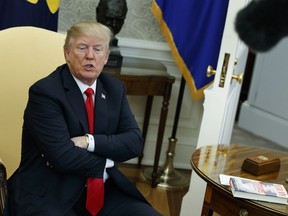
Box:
[77,45,87,51]
[94,47,103,53]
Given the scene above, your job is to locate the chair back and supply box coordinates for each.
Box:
[0,27,66,177]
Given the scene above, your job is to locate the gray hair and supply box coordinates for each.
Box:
[64,20,112,50]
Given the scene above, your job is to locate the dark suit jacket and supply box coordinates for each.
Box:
[5,64,146,216]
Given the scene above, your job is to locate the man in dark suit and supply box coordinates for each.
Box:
[4,20,161,216]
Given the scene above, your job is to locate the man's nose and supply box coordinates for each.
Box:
[86,47,95,58]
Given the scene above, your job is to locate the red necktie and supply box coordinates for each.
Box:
[84,88,104,216]
[85,88,94,134]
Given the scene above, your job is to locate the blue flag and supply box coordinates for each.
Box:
[0,0,60,31]
[152,0,229,99]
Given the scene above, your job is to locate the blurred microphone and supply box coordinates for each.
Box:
[235,0,288,52]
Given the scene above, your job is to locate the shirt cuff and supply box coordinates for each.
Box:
[86,134,95,152]
[103,159,114,182]
[105,158,114,168]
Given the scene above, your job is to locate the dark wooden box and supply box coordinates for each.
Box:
[241,154,280,176]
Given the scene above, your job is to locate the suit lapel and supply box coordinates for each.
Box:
[62,66,89,133]
[94,80,108,134]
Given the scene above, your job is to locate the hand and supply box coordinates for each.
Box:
[71,136,88,149]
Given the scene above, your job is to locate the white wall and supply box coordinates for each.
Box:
[238,38,288,149]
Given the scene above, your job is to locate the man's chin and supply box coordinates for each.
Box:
[79,74,98,85]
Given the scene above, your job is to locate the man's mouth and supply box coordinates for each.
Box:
[84,64,94,71]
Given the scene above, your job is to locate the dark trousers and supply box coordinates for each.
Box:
[65,179,162,216]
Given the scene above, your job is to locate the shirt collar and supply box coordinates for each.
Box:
[72,75,97,95]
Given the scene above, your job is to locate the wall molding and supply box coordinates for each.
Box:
[118,37,175,64]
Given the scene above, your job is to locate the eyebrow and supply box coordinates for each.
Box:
[77,43,103,48]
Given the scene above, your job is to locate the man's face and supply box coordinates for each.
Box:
[64,35,109,85]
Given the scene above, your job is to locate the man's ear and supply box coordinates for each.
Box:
[235,0,288,52]
[64,47,70,62]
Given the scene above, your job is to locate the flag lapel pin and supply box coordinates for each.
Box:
[101,93,106,99]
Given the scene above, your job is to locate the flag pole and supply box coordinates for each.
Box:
[141,76,190,189]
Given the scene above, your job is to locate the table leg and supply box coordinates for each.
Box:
[151,91,171,187]
[203,185,214,216]
[138,96,153,168]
